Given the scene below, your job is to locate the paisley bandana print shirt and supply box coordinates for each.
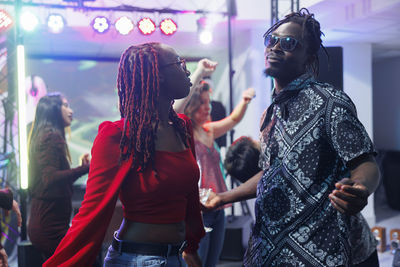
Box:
[244,74,377,267]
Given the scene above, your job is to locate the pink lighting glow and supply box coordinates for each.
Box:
[0,9,13,33]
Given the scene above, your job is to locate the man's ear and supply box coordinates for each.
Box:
[303,54,316,73]
[307,54,316,66]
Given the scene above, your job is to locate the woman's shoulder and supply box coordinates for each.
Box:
[94,119,124,144]
[98,119,124,133]
[39,128,64,144]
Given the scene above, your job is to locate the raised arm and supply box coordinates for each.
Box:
[207,87,255,139]
[173,58,217,113]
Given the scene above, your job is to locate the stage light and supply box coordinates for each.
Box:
[20,11,39,32]
[47,14,65,34]
[0,9,13,33]
[160,18,177,35]
[92,16,109,34]
[197,16,213,45]
[199,29,213,45]
[17,45,28,190]
[115,16,134,35]
[138,18,156,35]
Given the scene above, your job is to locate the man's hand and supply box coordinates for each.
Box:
[0,246,8,267]
[4,200,22,227]
[182,251,202,267]
[202,191,223,211]
[329,178,369,215]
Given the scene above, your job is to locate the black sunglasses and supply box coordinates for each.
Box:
[160,59,187,71]
[264,35,300,52]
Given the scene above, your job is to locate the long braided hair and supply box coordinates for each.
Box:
[117,42,189,171]
[264,8,329,77]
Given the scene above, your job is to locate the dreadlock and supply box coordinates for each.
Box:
[263,8,329,77]
[117,42,189,171]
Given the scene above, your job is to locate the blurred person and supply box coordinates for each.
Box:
[224,136,261,184]
[183,80,255,267]
[27,93,90,261]
[0,188,21,267]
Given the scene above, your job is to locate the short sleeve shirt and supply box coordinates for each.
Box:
[244,74,377,267]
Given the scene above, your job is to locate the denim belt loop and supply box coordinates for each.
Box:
[113,231,123,254]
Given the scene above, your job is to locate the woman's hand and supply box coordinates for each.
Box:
[182,251,202,267]
[79,153,91,167]
[0,245,8,267]
[242,87,256,103]
[196,58,218,78]
[4,200,22,227]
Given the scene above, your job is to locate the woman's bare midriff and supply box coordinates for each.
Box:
[117,218,186,244]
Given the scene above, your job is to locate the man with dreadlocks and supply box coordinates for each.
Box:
[44,43,205,267]
[205,8,380,267]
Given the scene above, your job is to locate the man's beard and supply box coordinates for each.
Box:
[264,68,279,78]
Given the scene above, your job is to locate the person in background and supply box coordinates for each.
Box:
[224,136,261,184]
[205,8,380,267]
[44,43,205,267]
[0,188,21,267]
[183,78,255,267]
[27,93,90,261]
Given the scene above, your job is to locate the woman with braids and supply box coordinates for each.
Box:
[183,80,254,267]
[205,8,380,267]
[44,43,205,267]
[27,93,90,261]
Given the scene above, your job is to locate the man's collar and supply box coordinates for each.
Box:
[272,73,314,97]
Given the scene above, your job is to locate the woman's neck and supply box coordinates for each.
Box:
[157,99,172,124]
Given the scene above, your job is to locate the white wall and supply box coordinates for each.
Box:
[342,43,375,226]
[373,56,400,151]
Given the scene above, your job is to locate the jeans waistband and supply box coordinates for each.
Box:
[112,232,187,257]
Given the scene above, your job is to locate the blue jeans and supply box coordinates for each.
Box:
[198,209,226,267]
[103,244,183,267]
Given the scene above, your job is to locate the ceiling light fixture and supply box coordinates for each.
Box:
[160,18,177,35]
[137,17,156,35]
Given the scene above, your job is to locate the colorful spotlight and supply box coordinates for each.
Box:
[47,14,65,34]
[92,16,110,34]
[20,11,39,32]
[160,18,177,35]
[115,16,134,35]
[0,9,13,33]
[138,18,156,35]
